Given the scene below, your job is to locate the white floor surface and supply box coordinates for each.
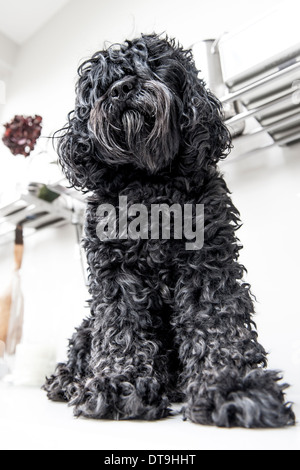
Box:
[0,382,299,450]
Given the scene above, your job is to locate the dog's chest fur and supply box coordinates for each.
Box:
[85,176,197,304]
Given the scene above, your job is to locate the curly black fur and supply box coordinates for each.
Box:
[44,34,295,428]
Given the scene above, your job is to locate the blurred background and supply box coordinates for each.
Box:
[0,0,299,450]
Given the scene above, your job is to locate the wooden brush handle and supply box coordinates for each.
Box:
[0,224,24,344]
[0,289,12,343]
[14,245,24,271]
[14,225,24,271]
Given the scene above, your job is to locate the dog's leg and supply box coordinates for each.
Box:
[171,174,295,428]
[68,270,170,420]
[172,255,295,428]
[43,317,93,402]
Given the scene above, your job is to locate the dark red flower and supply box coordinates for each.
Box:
[2,115,43,157]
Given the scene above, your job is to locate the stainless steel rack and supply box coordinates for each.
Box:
[221,55,300,156]
[221,58,300,149]
[0,181,86,246]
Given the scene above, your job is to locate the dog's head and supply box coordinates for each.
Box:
[57,34,231,191]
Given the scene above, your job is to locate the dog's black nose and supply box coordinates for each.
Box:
[110,77,136,101]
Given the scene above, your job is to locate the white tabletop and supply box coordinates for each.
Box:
[0,382,299,450]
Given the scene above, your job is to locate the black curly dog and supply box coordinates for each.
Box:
[44,34,295,428]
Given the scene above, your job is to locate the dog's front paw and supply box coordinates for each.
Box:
[184,369,295,428]
[43,363,74,402]
[70,375,170,420]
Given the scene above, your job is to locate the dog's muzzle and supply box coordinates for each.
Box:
[88,77,180,173]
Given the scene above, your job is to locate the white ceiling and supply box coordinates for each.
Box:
[0,0,72,44]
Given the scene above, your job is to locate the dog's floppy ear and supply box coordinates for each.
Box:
[55,55,108,192]
[179,60,232,171]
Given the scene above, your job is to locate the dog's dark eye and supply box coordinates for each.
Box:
[192,97,201,107]
[132,42,148,59]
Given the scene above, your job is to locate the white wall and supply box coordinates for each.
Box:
[0,0,299,396]
[0,31,18,73]
[0,31,18,121]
